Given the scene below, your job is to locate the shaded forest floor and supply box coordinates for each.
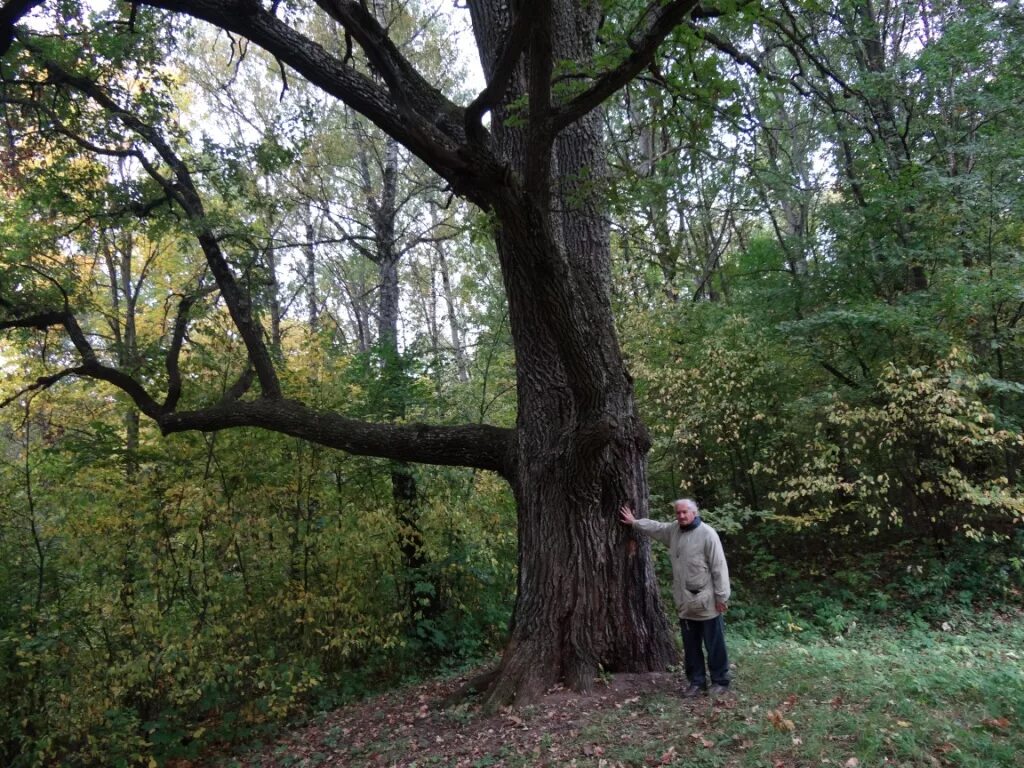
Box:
[205,615,1024,768]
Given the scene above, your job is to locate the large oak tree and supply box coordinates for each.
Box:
[0,0,721,706]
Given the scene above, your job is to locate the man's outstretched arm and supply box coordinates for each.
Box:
[620,504,673,544]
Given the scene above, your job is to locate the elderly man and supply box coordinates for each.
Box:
[620,498,732,697]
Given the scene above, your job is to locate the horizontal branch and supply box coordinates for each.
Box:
[0,366,80,408]
[0,310,66,330]
[1,314,515,475]
[2,319,166,417]
[158,398,514,477]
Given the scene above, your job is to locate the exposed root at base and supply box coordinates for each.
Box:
[438,666,502,709]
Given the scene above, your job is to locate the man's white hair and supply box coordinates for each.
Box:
[671,498,699,512]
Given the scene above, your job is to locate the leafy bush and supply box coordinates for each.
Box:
[773,352,1024,540]
[0,400,515,767]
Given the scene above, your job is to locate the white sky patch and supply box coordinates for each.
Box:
[441,1,487,97]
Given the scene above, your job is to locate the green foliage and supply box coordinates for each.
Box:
[0,385,515,766]
[625,304,812,515]
[730,526,1024,637]
[773,352,1024,539]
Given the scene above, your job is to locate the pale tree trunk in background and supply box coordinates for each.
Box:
[357,129,434,623]
[432,226,470,384]
[303,201,320,334]
[100,225,146,657]
[264,240,283,352]
[100,227,141,478]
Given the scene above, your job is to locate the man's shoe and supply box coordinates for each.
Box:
[708,683,730,697]
[682,683,705,698]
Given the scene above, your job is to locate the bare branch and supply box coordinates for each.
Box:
[0,367,81,408]
[819,360,861,390]
[274,53,288,99]
[689,22,763,75]
[1,301,165,416]
[220,365,255,403]
[165,293,198,411]
[550,0,701,133]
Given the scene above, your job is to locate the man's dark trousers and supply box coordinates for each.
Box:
[680,615,729,689]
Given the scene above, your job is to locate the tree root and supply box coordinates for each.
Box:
[438,667,502,709]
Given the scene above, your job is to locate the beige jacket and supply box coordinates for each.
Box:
[633,517,731,620]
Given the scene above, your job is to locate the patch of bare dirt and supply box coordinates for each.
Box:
[214,670,701,767]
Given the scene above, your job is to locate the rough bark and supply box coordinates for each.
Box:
[481,188,677,706]
[466,0,679,706]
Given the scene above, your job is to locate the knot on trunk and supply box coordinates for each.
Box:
[576,414,618,459]
[635,420,652,453]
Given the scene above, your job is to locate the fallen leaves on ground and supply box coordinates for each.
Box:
[197,670,698,767]
[767,708,797,732]
[688,731,715,748]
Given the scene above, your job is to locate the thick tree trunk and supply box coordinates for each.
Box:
[470,0,677,708]
[479,193,677,708]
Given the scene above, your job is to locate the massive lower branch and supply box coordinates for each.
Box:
[158,399,514,477]
[2,311,513,476]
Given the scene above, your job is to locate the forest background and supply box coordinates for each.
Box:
[1,0,1023,765]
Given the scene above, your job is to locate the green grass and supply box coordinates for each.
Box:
[584,620,1024,768]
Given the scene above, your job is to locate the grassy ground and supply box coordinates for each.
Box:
[210,611,1023,768]
[614,621,1024,768]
